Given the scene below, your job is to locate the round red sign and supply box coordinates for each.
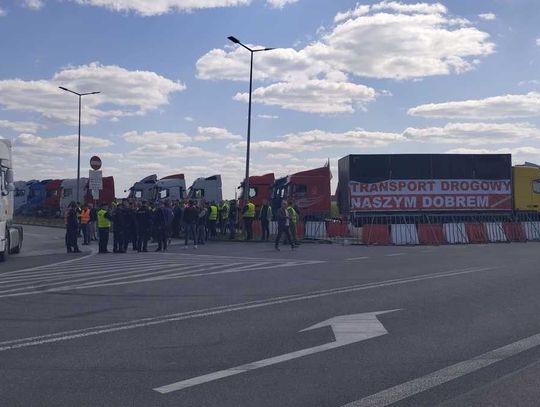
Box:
[90,156,102,171]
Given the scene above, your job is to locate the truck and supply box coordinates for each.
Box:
[84,176,115,206]
[0,139,23,261]
[271,165,332,220]
[128,175,158,201]
[60,178,88,213]
[44,179,63,216]
[238,173,275,210]
[513,163,540,212]
[152,174,187,202]
[337,154,513,218]
[188,175,222,203]
[14,180,29,214]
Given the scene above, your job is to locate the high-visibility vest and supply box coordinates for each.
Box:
[80,209,91,224]
[287,206,298,224]
[222,204,229,219]
[97,209,111,228]
[209,205,218,221]
[245,202,255,218]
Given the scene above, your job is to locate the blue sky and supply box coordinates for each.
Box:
[0,0,539,197]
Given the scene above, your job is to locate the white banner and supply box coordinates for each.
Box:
[89,170,103,190]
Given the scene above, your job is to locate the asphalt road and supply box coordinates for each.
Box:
[1,225,540,406]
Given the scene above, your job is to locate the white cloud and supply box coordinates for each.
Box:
[0,7,6,16]
[403,122,540,145]
[228,128,404,152]
[122,131,192,144]
[0,120,43,133]
[479,13,496,21]
[0,62,185,125]
[266,0,298,8]
[184,116,194,122]
[408,92,540,119]
[233,79,376,113]
[258,114,279,119]
[14,133,113,159]
[194,126,242,141]
[198,1,494,83]
[24,0,44,10]
[126,143,216,159]
[67,0,250,16]
[536,38,540,47]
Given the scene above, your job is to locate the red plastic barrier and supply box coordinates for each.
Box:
[296,223,305,239]
[417,224,444,245]
[503,222,526,242]
[465,223,488,243]
[326,222,349,238]
[362,224,391,245]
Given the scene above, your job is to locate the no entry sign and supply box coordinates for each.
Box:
[90,156,102,171]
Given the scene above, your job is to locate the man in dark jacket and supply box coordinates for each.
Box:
[136,201,152,252]
[113,201,126,253]
[65,201,81,253]
[182,201,198,248]
[274,201,294,251]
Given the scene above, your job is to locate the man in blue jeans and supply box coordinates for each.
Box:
[182,201,199,249]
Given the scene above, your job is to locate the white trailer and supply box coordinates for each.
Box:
[0,139,23,261]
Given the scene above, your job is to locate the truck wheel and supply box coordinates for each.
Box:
[0,231,9,262]
[11,237,21,254]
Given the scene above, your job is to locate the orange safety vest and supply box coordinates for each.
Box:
[80,208,91,224]
[63,208,70,225]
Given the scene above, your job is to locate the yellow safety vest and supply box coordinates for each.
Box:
[97,209,111,228]
[209,205,218,221]
[287,206,298,224]
[245,202,255,218]
[221,203,229,219]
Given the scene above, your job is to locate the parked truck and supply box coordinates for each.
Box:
[188,175,222,203]
[128,175,158,201]
[0,139,23,261]
[238,173,275,210]
[271,165,332,220]
[152,174,187,202]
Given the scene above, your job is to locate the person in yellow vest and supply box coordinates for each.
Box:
[243,199,256,241]
[97,203,112,254]
[287,201,299,247]
[208,202,218,239]
[220,200,229,236]
[80,204,91,245]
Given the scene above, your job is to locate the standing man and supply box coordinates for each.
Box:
[220,200,229,236]
[65,201,81,253]
[242,199,255,241]
[89,203,98,241]
[112,201,125,253]
[135,200,151,252]
[275,201,294,251]
[287,201,299,247]
[79,204,91,245]
[228,200,238,240]
[208,202,218,239]
[260,199,272,241]
[97,203,111,254]
[182,200,198,249]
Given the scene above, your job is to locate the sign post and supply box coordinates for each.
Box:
[89,156,103,204]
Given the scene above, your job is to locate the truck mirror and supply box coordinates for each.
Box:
[6,183,14,192]
[5,169,14,184]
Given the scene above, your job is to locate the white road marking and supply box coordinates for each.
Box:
[385,253,406,257]
[346,257,370,261]
[154,310,401,393]
[0,266,492,353]
[340,331,540,407]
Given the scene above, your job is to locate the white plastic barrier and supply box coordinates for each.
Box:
[443,223,469,244]
[269,221,278,236]
[391,224,419,245]
[304,222,327,239]
[348,224,363,241]
[484,222,507,242]
[522,221,540,241]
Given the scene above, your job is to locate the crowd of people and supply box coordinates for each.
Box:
[64,198,300,254]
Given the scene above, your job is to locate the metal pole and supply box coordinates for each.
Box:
[77,94,81,203]
[244,50,254,203]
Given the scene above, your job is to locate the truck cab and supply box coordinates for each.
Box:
[188,175,222,204]
[271,166,331,220]
[60,178,88,213]
[152,174,186,202]
[44,179,63,216]
[513,164,540,212]
[0,139,23,261]
[239,173,275,211]
[14,181,28,214]
[128,175,158,201]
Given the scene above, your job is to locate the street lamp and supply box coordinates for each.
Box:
[59,86,100,203]
[227,36,276,203]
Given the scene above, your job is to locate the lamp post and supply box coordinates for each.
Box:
[227,36,275,203]
[59,86,100,203]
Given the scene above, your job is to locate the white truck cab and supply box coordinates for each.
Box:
[0,139,23,261]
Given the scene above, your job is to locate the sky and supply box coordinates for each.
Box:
[0,0,539,198]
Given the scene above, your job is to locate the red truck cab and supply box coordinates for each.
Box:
[239,173,275,210]
[44,179,63,216]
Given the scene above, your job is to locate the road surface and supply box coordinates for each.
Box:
[1,225,540,406]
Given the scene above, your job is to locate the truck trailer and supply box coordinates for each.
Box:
[0,139,23,261]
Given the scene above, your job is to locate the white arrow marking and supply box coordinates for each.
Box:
[154,309,401,394]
